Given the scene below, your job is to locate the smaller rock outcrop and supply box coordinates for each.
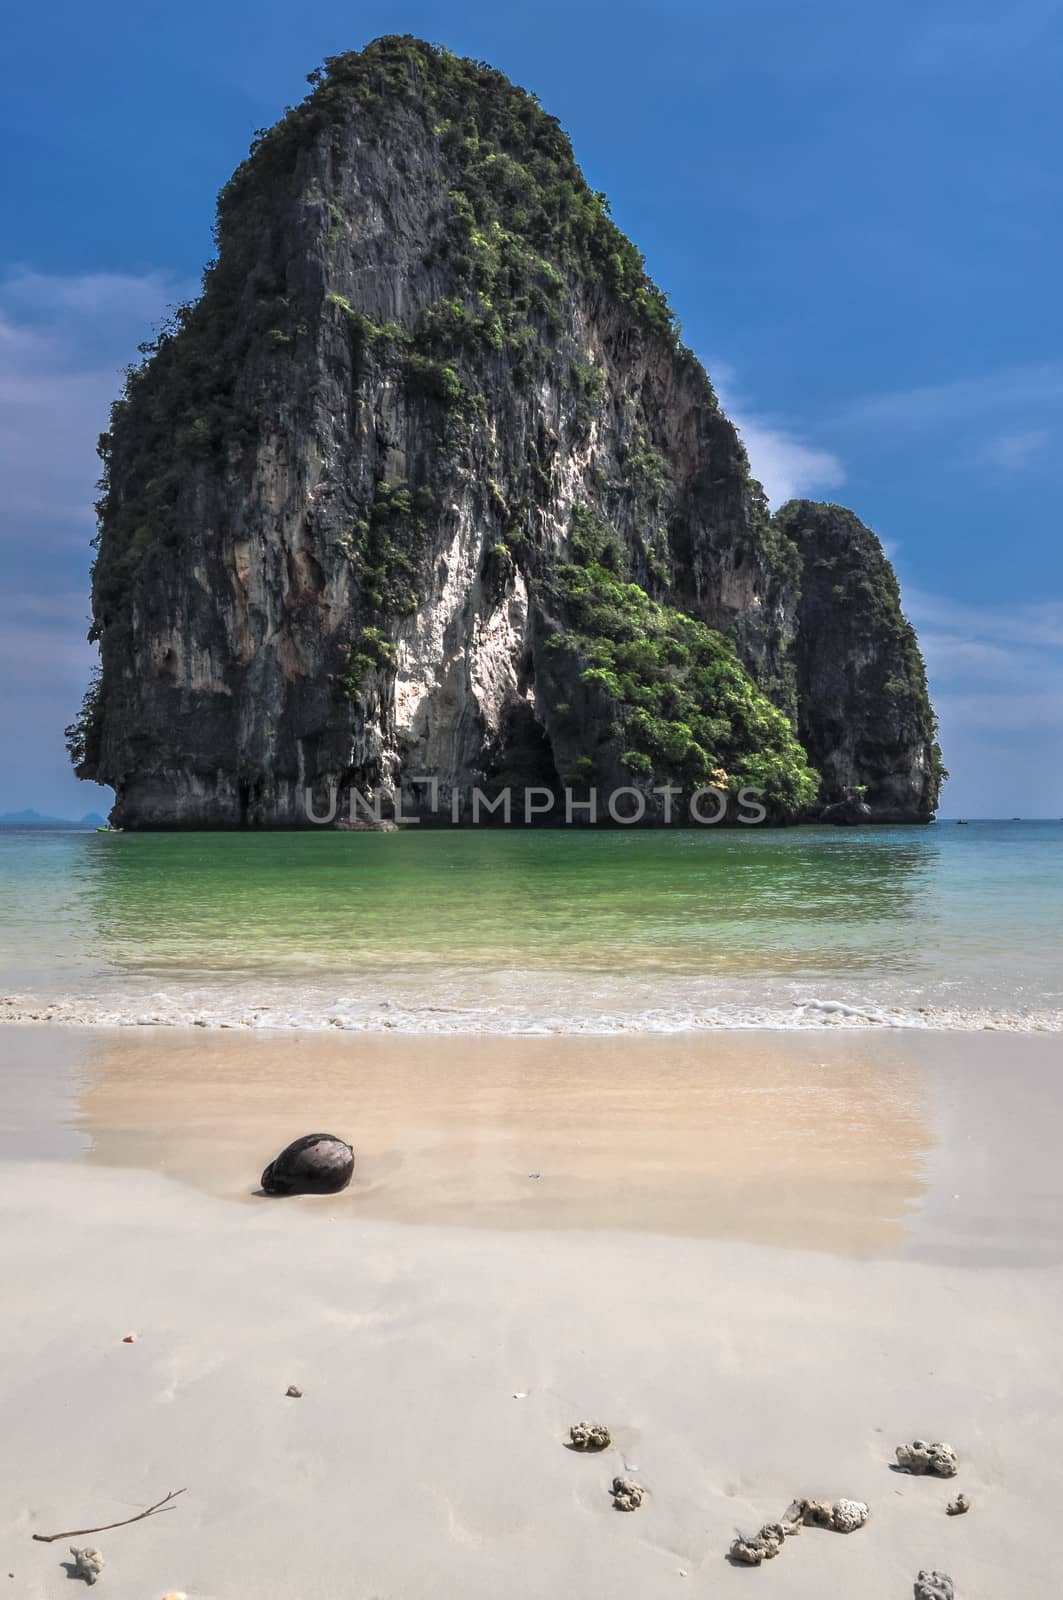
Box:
[779,500,945,822]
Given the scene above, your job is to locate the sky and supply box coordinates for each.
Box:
[1,0,1061,818]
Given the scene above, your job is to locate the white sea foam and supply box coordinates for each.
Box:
[796,997,894,1024]
[1,988,1060,1035]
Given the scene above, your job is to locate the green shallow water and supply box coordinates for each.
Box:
[1,822,1061,1030]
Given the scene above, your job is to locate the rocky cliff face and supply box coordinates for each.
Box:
[778,501,942,822]
[72,36,943,827]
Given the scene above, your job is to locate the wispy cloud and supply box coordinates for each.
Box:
[909,587,1063,809]
[906,0,1063,73]
[983,428,1051,471]
[0,586,110,813]
[1,269,184,321]
[732,417,845,508]
[908,590,1063,651]
[713,364,846,506]
[835,363,1063,433]
[0,268,193,547]
[829,362,1063,489]
[934,689,1063,735]
[0,268,188,813]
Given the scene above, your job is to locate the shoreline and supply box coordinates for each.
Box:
[3,999,1062,1034]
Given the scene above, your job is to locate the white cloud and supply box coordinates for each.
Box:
[0,268,188,814]
[918,633,1017,672]
[906,1,1063,73]
[907,590,1063,650]
[983,428,1051,470]
[836,363,1063,432]
[902,587,1063,812]
[0,616,96,679]
[0,590,93,667]
[712,364,846,507]
[0,588,110,815]
[1,268,185,321]
[730,415,846,507]
[0,359,115,523]
[936,689,1063,734]
[829,363,1063,489]
[0,268,194,547]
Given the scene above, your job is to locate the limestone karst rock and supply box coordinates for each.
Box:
[73,37,942,828]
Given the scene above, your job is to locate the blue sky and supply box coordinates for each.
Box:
[2,0,1061,817]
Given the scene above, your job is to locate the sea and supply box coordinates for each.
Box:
[0,821,1061,1034]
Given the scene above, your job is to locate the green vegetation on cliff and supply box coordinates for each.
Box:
[547,507,820,810]
[254,36,677,336]
[64,666,103,773]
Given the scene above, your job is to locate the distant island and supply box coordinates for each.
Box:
[0,809,107,826]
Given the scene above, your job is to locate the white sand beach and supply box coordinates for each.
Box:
[1,1026,1061,1597]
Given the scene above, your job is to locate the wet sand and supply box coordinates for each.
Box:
[80,1027,938,1250]
[1,1026,1061,1596]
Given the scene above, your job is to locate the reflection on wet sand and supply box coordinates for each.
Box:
[76,1029,931,1253]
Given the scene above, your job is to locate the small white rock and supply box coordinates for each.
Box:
[69,1546,105,1584]
[831,1498,870,1532]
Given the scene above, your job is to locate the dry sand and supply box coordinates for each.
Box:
[1,1025,1061,1597]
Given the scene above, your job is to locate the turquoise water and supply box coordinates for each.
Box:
[1,822,1061,1031]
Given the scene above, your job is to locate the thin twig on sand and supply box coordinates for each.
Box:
[31,1488,187,1543]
